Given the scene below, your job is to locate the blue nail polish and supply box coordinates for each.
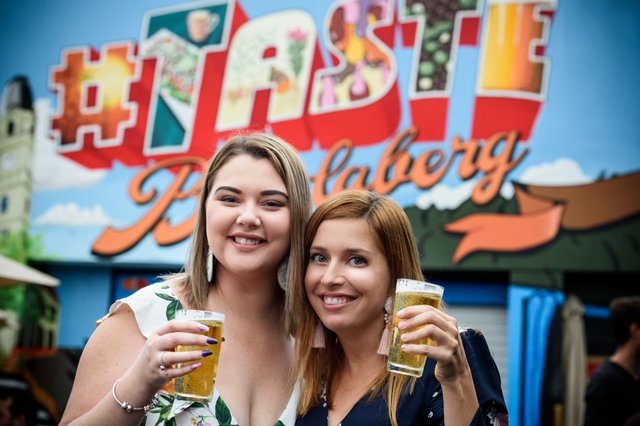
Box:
[206,338,217,345]
[202,350,213,357]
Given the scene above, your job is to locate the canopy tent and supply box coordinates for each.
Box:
[0,254,59,287]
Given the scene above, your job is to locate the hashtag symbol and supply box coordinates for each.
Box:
[50,43,137,166]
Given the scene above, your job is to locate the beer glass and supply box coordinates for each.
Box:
[387,279,444,377]
[174,309,224,402]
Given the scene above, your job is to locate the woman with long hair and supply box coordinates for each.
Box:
[290,190,507,425]
[61,132,312,425]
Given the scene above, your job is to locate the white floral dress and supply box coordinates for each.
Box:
[99,281,300,426]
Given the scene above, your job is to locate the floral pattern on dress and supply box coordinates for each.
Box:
[154,284,183,320]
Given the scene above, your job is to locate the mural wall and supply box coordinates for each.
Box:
[0,0,638,282]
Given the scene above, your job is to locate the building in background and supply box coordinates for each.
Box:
[0,76,34,239]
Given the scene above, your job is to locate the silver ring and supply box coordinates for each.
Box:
[159,351,167,371]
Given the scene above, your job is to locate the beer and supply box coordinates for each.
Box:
[174,311,224,402]
[387,280,443,377]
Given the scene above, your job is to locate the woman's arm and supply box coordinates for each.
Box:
[60,305,215,425]
[60,305,151,425]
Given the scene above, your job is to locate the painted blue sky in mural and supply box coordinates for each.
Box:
[1,0,639,263]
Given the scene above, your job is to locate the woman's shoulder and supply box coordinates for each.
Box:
[457,328,498,368]
[113,279,179,310]
[459,328,490,348]
[97,278,185,337]
[459,327,483,338]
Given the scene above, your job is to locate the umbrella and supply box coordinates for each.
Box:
[562,294,587,426]
[0,254,59,287]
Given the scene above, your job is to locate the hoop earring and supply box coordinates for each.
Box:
[206,249,213,283]
[277,256,288,291]
[377,296,393,355]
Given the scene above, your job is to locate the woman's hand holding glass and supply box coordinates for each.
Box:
[133,319,217,391]
[396,306,472,384]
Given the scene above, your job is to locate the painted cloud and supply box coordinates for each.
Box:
[518,158,593,185]
[34,202,114,226]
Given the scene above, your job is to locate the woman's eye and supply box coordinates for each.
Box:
[264,200,285,208]
[349,256,367,266]
[310,253,327,264]
[220,196,239,203]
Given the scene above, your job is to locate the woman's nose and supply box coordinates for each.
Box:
[236,204,261,227]
[319,262,345,286]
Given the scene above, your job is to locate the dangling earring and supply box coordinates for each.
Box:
[377,296,393,355]
[277,256,289,291]
[206,249,213,283]
[312,322,326,348]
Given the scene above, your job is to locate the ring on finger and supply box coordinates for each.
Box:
[159,351,168,371]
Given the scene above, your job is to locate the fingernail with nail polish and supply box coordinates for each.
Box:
[197,325,209,332]
[207,338,217,345]
[202,350,212,357]
[191,362,202,370]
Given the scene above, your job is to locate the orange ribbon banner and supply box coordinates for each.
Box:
[444,172,640,263]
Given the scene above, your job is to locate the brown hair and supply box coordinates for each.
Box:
[290,190,425,425]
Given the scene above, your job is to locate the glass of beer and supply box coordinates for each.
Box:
[174,309,224,402]
[387,279,444,377]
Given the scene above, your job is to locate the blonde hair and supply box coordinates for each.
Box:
[290,190,425,425]
[172,132,311,317]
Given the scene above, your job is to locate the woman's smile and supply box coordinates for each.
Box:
[322,295,355,306]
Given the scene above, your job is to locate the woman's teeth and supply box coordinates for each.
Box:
[234,237,260,245]
[324,296,352,305]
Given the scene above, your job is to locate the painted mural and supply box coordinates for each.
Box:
[0,0,638,276]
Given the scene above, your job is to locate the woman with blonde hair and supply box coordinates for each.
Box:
[290,190,507,425]
[61,132,312,425]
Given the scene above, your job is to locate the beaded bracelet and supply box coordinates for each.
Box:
[111,378,159,413]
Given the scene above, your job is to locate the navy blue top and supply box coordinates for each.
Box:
[296,329,508,426]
